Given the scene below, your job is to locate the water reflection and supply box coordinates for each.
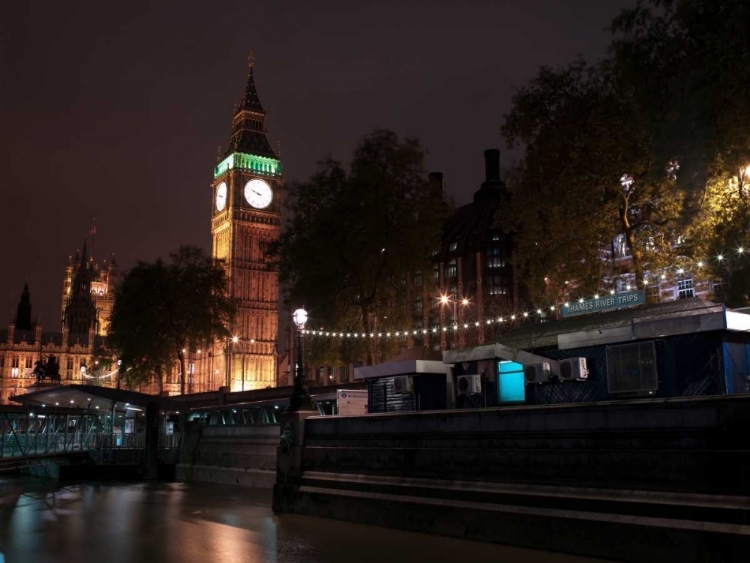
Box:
[0,478,607,563]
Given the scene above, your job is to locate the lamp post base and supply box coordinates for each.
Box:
[287,375,315,412]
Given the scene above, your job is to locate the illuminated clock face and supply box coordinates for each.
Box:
[215,182,227,212]
[244,179,273,209]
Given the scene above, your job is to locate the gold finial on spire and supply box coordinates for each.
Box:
[248,50,255,70]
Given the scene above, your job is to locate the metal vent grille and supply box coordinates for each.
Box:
[606,342,658,394]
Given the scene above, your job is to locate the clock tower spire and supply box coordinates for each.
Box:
[210,57,282,391]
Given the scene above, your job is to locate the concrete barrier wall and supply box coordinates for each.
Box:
[176,424,278,488]
[274,395,750,562]
[302,395,750,494]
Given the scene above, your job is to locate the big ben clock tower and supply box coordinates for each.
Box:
[211,58,282,391]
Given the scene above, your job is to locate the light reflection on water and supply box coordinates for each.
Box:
[0,477,606,563]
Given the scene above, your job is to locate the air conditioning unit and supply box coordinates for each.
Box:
[524,362,551,384]
[559,357,589,381]
[392,375,414,394]
[457,374,482,395]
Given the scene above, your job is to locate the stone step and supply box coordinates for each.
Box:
[277,471,750,563]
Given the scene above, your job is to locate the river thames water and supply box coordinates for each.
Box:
[0,477,609,563]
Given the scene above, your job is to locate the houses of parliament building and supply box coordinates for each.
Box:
[0,61,285,403]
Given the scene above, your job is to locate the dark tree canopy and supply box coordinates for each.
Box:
[500,60,684,302]
[611,0,750,304]
[272,130,450,365]
[499,0,750,305]
[108,245,236,394]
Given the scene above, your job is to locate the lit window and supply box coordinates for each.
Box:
[446,260,457,278]
[488,276,507,296]
[497,361,525,403]
[449,284,458,302]
[677,278,694,299]
[449,241,458,252]
[613,234,629,258]
[415,298,423,315]
[487,248,505,269]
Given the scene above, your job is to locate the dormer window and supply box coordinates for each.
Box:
[449,241,458,252]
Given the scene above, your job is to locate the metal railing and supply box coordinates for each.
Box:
[1,410,181,462]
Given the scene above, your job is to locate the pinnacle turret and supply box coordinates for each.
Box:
[238,66,265,114]
[224,58,277,159]
[15,282,32,331]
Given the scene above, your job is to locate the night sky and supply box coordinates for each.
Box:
[0,0,633,329]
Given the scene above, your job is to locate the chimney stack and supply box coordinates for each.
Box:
[428,171,443,198]
[484,149,500,182]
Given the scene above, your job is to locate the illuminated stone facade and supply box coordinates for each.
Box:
[61,244,118,336]
[0,242,122,404]
[209,62,282,391]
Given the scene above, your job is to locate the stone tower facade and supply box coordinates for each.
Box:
[61,242,118,337]
[210,60,281,391]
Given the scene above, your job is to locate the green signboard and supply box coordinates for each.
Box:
[561,289,646,318]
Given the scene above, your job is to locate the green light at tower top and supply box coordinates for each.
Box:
[214,152,282,178]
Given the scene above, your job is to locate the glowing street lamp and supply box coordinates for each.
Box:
[289,307,313,411]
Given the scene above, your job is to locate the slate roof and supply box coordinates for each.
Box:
[441,173,508,255]
[224,67,278,159]
[442,198,502,255]
[238,67,264,113]
[225,130,277,159]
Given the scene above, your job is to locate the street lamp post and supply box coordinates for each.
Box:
[231,336,240,391]
[288,308,313,411]
[224,340,232,388]
[439,295,469,322]
[439,294,470,348]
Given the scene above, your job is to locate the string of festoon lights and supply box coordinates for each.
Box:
[301,249,743,341]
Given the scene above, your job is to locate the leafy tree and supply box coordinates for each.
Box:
[499,60,685,303]
[611,0,750,302]
[272,130,450,365]
[108,246,236,394]
[86,347,119,387]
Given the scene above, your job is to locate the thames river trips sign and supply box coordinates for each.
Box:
[561,289,646,318]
